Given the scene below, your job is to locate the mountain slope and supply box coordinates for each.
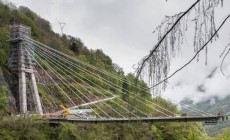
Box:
[195,96,230,136]
[181,95,230,136]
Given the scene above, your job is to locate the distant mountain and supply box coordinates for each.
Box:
[188,95,230,116]
[181,95,230,136]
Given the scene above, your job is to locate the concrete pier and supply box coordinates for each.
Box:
[8,24,43,115]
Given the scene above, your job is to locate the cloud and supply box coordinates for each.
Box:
[9,0,195,73]
[164,62,230,104]
[8,0,230,103]
[197,84,206,93]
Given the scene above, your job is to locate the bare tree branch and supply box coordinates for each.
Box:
[135,0,224,95]
[151,14,230,88]
[136,0,201,78]
[220,44,230,76]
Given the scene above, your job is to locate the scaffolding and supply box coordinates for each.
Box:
[8,24,43,115]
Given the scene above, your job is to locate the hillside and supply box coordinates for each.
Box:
[0,2,229,140]
[181,95,230,136]
[194,96,230,115]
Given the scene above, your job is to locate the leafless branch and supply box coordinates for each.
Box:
[220,44,230,76]
[151,14,230,88]
[136,0,201,78]
[135,0,224,95]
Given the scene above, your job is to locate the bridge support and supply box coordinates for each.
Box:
[18,70,27,114]
[8,24,43,115]
[31,73,43,114]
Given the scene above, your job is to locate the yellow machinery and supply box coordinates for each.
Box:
[60,104,70,118]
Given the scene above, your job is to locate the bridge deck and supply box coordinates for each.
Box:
[46,115,225,124]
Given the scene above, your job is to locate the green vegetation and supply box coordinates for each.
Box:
[0,116,228,140]
[182,96,230,136]
[0,117,53,140]
[210,128,230,140]
[0,85,8,116]
[0,117,210,140]
[0,2,228,140]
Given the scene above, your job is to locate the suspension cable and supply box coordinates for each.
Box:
[35,46,147,117]
[25,40,173,117]
[26,45,108,118]
[26,40,175,117]
[32,46,139,118]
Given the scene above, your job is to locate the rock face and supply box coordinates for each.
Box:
[0,68,16,114]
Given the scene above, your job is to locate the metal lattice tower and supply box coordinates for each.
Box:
[8,24,43,115]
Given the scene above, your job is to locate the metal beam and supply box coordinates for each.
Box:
[46,115,225,124]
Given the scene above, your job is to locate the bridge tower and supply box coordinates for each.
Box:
[8,24,43,115]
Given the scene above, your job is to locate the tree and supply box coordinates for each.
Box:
[136,0,229,95]
[122,77,129,100]
[0,85,8,116]
[69,37,84,55]
[0,49,7,66]
[69,40,79,53]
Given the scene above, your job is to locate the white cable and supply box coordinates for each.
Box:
[26,46,104,118]
[161,95,212,116]
[26,45,108,118]
[26,40,171,117]
[30,45,127,118]
[23,45,76,106]
[27,37,213,117]
[25,37,150,92]
[38,56,124,118]
[27,41,171,117]
[181,103,212,116]
[36,70,59,110]
[33,47,140,118]
[30,43,144,117]
[31,41,175,117]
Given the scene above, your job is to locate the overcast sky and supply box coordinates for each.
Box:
[7,0,230,104]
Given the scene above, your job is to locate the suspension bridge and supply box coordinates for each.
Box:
[6,24,228,124]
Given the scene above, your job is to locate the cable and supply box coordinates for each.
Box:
[36,53,125,118]
[25,37,150,93]
[36,70,59,111]
[23,45,76,107]
[32,45,140,118]
[26,40,175,117]
[26,45,108,118]
[26,40,172,117]
[37,47,147,117]
[160,95,212,116]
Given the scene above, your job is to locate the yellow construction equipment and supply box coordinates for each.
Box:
[60,104,70,118]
